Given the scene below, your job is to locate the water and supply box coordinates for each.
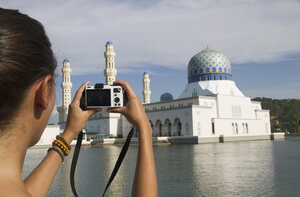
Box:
[23,137,300,197]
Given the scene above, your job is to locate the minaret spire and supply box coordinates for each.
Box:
[143,72,151,104]
[104,41,117,85]
[57,58,72,127]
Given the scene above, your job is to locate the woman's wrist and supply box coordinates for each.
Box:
[136,121,152,139]
[61,129,76,145]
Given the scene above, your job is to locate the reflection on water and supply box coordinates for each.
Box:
[23,137,300,197]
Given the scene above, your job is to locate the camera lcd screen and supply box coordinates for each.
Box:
[86,89,111,106]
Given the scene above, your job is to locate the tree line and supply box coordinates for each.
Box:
[253,97,300,133]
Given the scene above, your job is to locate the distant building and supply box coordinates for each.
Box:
[57,59,72,129]
[57,42,271,140]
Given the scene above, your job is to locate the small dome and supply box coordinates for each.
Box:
[188,47,232,83]
[160,92,173,102]
[106,41,112,45]
[144,72,148,75]
[63,58,69,62]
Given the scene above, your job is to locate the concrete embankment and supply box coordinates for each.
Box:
[91,133,285,145]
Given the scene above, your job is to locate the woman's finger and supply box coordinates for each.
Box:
[113,80,135,99]
[73,81,90,104]
[86,108,102,117]
[107,107,125,114]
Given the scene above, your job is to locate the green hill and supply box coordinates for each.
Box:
[253,97,300,133]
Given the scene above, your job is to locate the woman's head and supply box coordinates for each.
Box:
[0,8,57,132]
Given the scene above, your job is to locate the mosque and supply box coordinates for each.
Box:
[56,41,284,144]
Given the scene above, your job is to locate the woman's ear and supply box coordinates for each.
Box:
[35,75,53,110]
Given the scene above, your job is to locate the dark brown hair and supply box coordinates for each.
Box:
[0,8,57,131]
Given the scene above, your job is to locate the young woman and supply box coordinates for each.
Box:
[0,8,158,197]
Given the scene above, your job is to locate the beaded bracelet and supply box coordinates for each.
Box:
[52,139,70,156]
[56,135,71,151]
[48,147,64,162]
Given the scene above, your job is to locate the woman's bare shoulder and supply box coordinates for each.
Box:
[0,178,32,197]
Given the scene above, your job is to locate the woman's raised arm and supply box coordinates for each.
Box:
[107,80,158,197]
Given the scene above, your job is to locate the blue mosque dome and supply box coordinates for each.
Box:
[106,41,113,45]
[160,92,173,102]
[63,58,69,62]
[188,47,232,83]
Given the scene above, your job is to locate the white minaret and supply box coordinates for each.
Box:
[143,72,151,104]
[104,41,117,85]
[57,58,72,126]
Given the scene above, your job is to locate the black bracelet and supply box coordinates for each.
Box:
[48,147,64,162]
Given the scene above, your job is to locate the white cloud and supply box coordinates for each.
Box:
[1,0,300,75]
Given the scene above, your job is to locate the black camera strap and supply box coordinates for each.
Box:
[70,127,134,197]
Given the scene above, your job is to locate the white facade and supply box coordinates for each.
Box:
[35,125,60,146]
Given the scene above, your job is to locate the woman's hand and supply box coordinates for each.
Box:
[107,80,151,132]
[62,81,100,143]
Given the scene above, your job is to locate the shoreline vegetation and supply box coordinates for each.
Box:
[285,133,300,137]
[253,97,300,134]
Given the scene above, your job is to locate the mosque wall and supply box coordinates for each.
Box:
[255,110,271,133]
[216,95,256,119]
[251,101,262,110]
[197,98,217,118]
[36,125,60,146]
[144,97,199,112]
[146,107,193,136]
[192,106,212,136]
[120,116,132,137]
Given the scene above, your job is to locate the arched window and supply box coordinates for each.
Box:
[174,118,182,136]
[220,75,222,80]
[232,123,235,134]
[246,123,248,134]
[206,76,209,80]
[164,119,171,136]
[225,75,227,80]
[242,123,245,133]
[155,120,162,137]
[213,75,216,80]
[235,123,238,134]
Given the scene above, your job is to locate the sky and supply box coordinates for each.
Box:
[1,0,300,123]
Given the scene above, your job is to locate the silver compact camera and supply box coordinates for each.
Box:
[80,83,123,109]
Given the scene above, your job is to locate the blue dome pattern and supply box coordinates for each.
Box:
[188,47,232,83]
[160,92,173,102]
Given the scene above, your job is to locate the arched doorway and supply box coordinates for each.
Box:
[164,119,171,136]
[173,118,182,136]
[155,120,162,137]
